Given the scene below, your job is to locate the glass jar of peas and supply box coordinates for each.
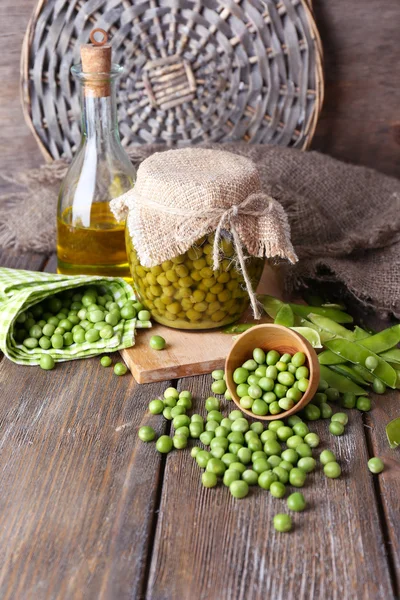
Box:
[126,231,264,330]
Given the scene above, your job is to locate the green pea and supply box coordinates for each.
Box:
[341,391,356,409]
[292,422,309,437]
[80,320,91,331]
[242,359,258,371]
[324,462,341,478]
[48,297,63,313]
[247,437,263,452]
[287,387,302,402]
[212,369,225,380]
[171,405,186,418]
[297,378,310,393]
[206,420,219,432]
[274,383,288,399]
[236,383,250,398]
[88,310,104,324]
[297,457,316,473]
[267,455,282,469]
[175,426,190,438]
[288,416,304,428]
[206,458,226,475]
[281,449,299,464]
[247,384,262,399]
[251,399,268,416]
[296,366,309,380]
[164,396,177,408]
[292,352,306,368]
[149,335,166,350]
[253,458,271,474]
[255,365,267,378]
[50,333,64,349]
[289,467,307,487]
[278,398,294,411]
[121,304,137,319]
[148,399,164,414]
[54,327,66,336]
[237,447,252,464]
[229,480,249,498]
[356,396,371,411]
[266,365,278,379]
[247,374,260,386]
[251,451,267,462]
[320,403,333,419]
[223,469,241,486]
[138,426,156,442]
[173,415,191,429]
[114,362,128,376]
[173,435,187,450]
[258,377,275,392]
[138,310,151,322]
[225,389,232,401]
[105,311,120,326]
[196,450,211,468]
[263,392,277,404]
[231,418,249,433]
[22,337,38,349]
[313,392,328,406]
[85,329,100,343]
[191,446,201,458]
[270,481,286,498]
[368,457,384,474]
[229,410,243,421]
[318,379,329,392]
[39,354,55,370]
[296,443,312,458]
[303,404,320,421]
[253,348,266,364]
[266,350,280,365]
[287,492,306,512]
[220,418,233,431]
[211,380,227,395]
[287,364,297,375]
[263,440,282,456]
[156,435,173,453]
[99,325,114,340]
[276,361,287,372]
[221,453,237,467]
[63,332,74,346]
[215,426,229,438]
[279,460,294,472]
[261,430,277,443]
[272,466,289,484]
[200,431,214,446]
[190,422,204,438]
[365,355,378,370]
[258,470,278,490]
[233,367,249,384]
[249,422,263,435]
[164,387,179,400]
[286,435,304,449]
[39,336,51,350]
[42,323,55,337]
[179,390,192,401]
[276,426,293,442]
[320,449,336,465]
[268,420,285,432]
[207,410,223,424]
[372,378,386,394]
[331,412,348,425]
[329,421,345,436]
[304,433,320,448]
[326,387,340,402]
[242,470,259,485]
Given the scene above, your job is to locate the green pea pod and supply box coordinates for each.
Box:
[386,417,400,449]
[289,303,353,324]
[274,304,295,327]
[330,365,370,386]
[321,303,347,310]
[379,348,400,365]
[289,327,323,348]
[308,314,354,341]
[223,323,255,334]
[318,350,347,365]
[352,364,375,384]
[359,324,400,354]
[354,326,370,341]
[325,339,397,389]
[259,295,284,319]
[319,365,366,395]
[299,319,335,343]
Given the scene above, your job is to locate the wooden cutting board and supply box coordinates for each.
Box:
[121,264,281,384]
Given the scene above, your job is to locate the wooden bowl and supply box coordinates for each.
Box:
[225,324,320,421]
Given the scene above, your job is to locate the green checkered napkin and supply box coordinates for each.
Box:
[0,267,151,365]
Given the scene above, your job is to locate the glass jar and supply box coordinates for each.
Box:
[126,230,264,329]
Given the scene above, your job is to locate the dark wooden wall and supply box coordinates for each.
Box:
[1,0,400,177]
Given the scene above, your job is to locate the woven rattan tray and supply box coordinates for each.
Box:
[21,0,323,162]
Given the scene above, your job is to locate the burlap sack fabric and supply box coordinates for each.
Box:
[1,143,399,317]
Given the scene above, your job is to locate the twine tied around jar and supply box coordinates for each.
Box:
[111,148,297,319]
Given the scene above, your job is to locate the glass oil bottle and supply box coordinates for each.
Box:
[57,30,136,278]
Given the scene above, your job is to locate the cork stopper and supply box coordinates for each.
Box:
[80,29,111,97]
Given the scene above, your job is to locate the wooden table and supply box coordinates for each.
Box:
[0,249,399,600]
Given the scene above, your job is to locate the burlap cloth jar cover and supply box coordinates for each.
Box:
[111,148,297,319]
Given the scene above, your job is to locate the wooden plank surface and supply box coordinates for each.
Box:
[146,375,396,600]
[0,251,171,599]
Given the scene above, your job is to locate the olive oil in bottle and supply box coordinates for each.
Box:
[57,30,135,278]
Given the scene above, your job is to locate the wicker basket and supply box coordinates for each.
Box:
[21,0,323,162]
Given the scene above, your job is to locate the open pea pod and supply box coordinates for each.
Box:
[318,350,347,365]
[289,327,323,348]
[379,348,400,365]
[289,303,353,324]
[325,339,397,389]
[354,326,370,341]
[359,324,400,354]
[223,323,255,334]
[330,364,370,386]
[352,364,375,384]
[319,365,367,395]
[298,319,335,343]
[259,295,284,319]
[386,417,400,449]
[308,313,354,341]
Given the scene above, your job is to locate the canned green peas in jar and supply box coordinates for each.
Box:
[126,231,264,330]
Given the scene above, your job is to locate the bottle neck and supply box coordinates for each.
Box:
[80,82,120,144]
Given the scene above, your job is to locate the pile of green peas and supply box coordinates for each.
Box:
[232,348,309,416]
[13,285,148,370]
